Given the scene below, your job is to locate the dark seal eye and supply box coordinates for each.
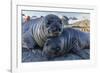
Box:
[46,22,50,27]
[45,42,49,46]
[59,20,62,24]
[47,22,51,25]
[58,28,61,31]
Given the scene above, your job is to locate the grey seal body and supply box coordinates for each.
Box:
[43,28,90,59]
[22,14,63,49]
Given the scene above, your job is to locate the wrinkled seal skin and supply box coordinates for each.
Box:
[22,14,63,49]
[43,28,90,59]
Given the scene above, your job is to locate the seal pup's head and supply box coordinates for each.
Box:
[44,14,63,37]
[43,37,64,59]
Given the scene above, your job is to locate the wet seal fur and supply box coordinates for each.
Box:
[22,14,63,49]
[43,28,90,59]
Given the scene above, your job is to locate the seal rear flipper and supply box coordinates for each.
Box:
[71,48,90,59]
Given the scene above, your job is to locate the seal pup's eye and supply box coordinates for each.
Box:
[45,23,50,27]
[47,22,51,25]
[45,42,49,46]
[59,20,62,24]
[45,39,51,46]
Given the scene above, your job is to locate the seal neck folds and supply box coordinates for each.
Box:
[32,17,48,47]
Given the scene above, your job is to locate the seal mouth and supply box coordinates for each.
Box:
[53,32,59,34]
[52,31,61,36]
[48,31,61,37]
[54,52,61,56]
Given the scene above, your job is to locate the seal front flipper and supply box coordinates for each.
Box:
[22,30,38,50]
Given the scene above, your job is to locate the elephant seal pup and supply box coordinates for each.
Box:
[43,28,90,59]
[22,14,63,49]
